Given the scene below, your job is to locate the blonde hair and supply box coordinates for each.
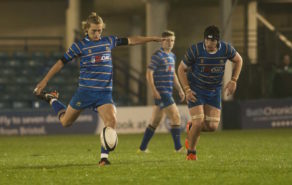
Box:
[162,30,175,37]
[82,12,106,34]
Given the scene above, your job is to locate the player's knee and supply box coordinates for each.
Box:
[58,112,72,127]
[105,116,117,128]
[150,120,160,128]
[205,122,219,132]
[60,119,73,127]
[204,115,220,132]
[148,124,157,130]
[202,121,219,132]
[210,123,219,131]
[151,114,163,128]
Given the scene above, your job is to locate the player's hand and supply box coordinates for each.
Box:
[153,90,161,100]
[152,37,164,42]
[179,90,185,102]
[185,89,197,103]
[34,80,47,95]
[224,80,237,96]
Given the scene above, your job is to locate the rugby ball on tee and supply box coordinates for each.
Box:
[100,127,118,151]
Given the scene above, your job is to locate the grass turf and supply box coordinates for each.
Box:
[0,129,291,185]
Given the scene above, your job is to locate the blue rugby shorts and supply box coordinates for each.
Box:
[187,87,221,109]
[154,93,175,109]
[69,88,113,110]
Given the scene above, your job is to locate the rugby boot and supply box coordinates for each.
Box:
[34,90,59,103]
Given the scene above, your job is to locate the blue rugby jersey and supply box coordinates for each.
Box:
[148,48,176,95]
[62,35,122,91]
[183,41,236,92]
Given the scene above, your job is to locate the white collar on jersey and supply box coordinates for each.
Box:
[84,35,103,42]
[84,35,90,42]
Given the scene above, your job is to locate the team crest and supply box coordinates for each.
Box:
[200,59,204,63]
[106,46,110,51]
[76,102,82,107]
[88,49,92,54]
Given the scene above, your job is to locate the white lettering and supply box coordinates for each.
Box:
[246,106,292,117]
[22,116,45,125]
[0,127,18,135]
[271,120,292,127]
[0,116,12,126]
[75,115,93,123]
[101,55,111,60]
[211,67,224,73]
[19,126,46,135]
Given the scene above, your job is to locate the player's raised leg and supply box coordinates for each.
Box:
[138,106,163,152]
[34,90,82,127]
[187,105,204,160]
[58,105,82,127]
[164,104,183,152]
[97,103,117,166]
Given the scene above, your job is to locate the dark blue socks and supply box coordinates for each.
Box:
[170,126,182,150]
[51,100,66,117]
[139,125,156,151]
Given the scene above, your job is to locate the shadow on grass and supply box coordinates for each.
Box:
[7,157,181,170]
[9,163,97,170]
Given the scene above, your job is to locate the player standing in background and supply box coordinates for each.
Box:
[138,30,185,153]
[178,25,243,160]
[34,12,163,166]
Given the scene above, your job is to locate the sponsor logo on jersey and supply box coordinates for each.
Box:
[210,67,224,73]
[90,54,111,63]
[76,101,82,107]
[202,67,224,73]
[88,49,92,54]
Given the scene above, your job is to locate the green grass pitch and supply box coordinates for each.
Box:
[0,129,291,185]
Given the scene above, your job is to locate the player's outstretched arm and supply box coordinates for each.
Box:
[34,60,64,95]
[224,52,243,96]
[128,36,163,45]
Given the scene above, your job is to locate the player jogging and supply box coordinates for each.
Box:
[34,12,163,166]
[138,30,185,153]
[177,25,243,160]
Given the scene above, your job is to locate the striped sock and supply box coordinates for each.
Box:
[101,146,109,159]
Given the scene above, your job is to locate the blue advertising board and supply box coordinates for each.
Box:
[0,109,98,135]
[222,99,292,129]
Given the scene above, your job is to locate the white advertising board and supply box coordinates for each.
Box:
[96,105,190,134]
